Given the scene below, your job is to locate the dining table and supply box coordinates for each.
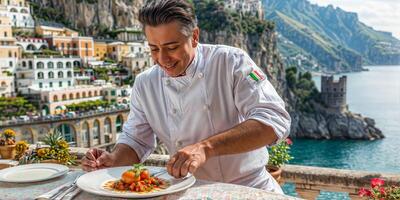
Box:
[0,167,301,200]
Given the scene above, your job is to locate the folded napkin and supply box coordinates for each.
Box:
[35,181,72,200]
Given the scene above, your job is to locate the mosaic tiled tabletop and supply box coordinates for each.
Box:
[0,169,298,200]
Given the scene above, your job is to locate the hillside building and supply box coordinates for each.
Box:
[0,0,34,28]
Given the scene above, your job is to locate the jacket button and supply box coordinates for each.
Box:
[198,72,204,78]
[172,108,177,114]
[165,79,171,85]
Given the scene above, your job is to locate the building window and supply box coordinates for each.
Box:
[48,72,54,78]
[49,82,53,87]
[9,61,12,67]
[67,71,72,77]
[69,93,73,99]
[4,32,7,37]
[66,62,71,68]
[57,62,63,69]
[20,73,25,79]
[37,72,44,79]
[39,82,43,88]
[68,81,71,86]
[59,81,62,87]
[37,62,44,69]
[8,51,11,57]
[58,71,64,78]
[53,95,58,102]
[47,62,54,69]
[111,90,116,96]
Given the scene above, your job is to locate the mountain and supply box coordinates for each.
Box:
[263,0,400,73]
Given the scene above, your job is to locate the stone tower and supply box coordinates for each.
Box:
[321,75,347,112]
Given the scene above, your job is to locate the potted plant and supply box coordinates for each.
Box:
[267,138,293,182]
[0,129,17,159]
[358,178,400,200]
[19,131,76,165]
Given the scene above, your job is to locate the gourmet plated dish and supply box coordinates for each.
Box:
[103,164,169,193]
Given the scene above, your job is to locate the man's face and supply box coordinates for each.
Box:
[145,21,199,77]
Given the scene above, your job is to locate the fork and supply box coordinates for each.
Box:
[52,174,82,200]
[151,169,168,177]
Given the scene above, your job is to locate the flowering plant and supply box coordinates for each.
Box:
[359,178,400,200]
[15,140,29,159]
[0,129,16,146]
[268,138,293,167]
[19,132,76,165]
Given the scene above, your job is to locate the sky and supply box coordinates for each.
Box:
[308,0,400,39]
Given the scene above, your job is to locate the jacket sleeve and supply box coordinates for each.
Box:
[231,50,291,144]
[116,77,156,162]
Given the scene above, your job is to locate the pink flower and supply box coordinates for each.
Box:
[371,178,385,188]
[379,187,386,195]
[358,188,372,197]
[285,138,293,145]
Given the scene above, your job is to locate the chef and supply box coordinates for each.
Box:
[81,0,291,194]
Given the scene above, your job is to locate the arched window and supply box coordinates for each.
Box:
[47,62,54,69]
[37,62,44,69]
[88,91,92,97]
[82,92,86,98]
[22,61,26,67]
[66,62,72,68]
[94,91,98,96]
[57,62,63,69]
[81,122,90,147]
[93,120,100,145]
[37,72,44,79]
[62,94,67,101]
[1,82,6,87]
[10,8,18,12]
[48,72,54,78]
[104,118,112,143]
[53,95,58,102]
[69,93,74,99]
[67,71,72,77]
[76,93,80,99]
[58,71,64,78]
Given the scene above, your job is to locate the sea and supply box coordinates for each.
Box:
[282,65,400,199]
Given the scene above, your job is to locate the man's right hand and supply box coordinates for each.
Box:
[81,148,115,172]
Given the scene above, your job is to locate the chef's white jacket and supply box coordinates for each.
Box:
[117,43,291,193]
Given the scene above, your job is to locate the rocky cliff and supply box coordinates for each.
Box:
[30,0,384,140]
[30,0,144,35]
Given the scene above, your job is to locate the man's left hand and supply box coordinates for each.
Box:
[166,142,210,178]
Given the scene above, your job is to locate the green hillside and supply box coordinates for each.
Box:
[263,0,400,72]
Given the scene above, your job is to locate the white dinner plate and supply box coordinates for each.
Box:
[0,163,69,183]
[77,166,196,198]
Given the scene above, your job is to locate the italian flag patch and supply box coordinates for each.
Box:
[249,69,265,82]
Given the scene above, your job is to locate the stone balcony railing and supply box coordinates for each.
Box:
[67,148,400,200]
